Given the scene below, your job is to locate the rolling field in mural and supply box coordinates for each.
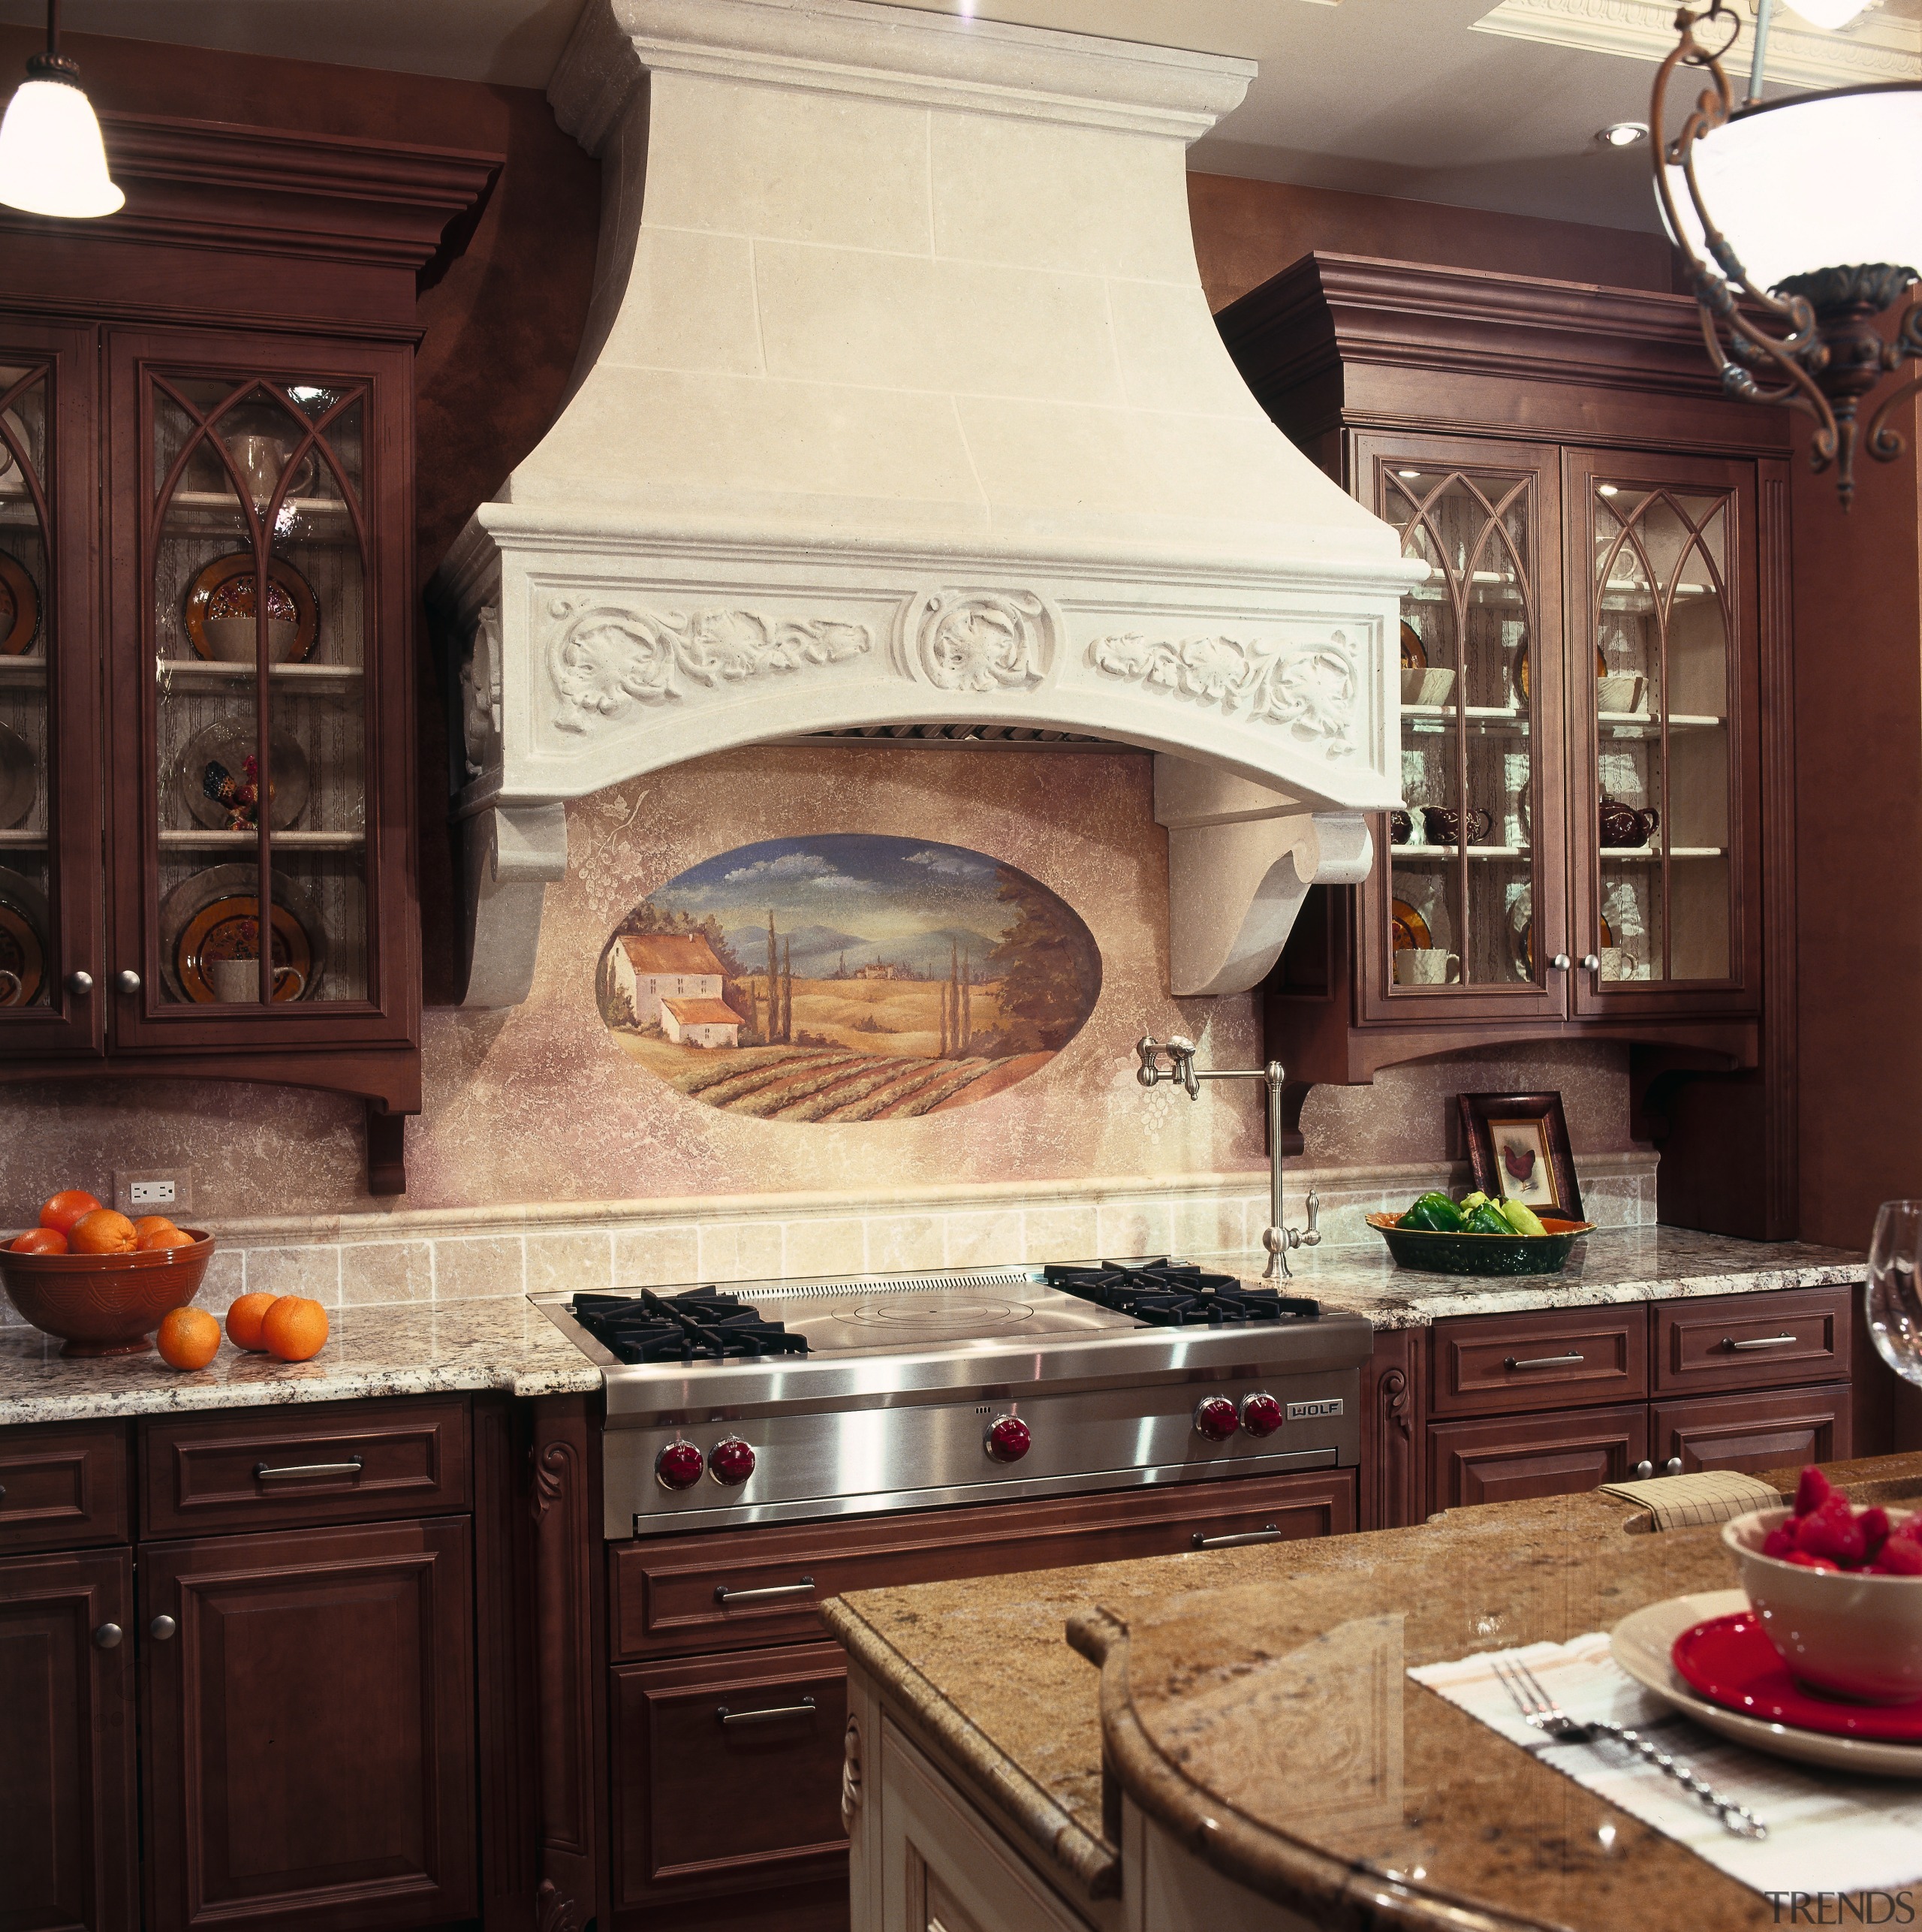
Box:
[594,834,1100,1120]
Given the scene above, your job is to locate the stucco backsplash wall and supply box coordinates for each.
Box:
[0,747,1639,1219]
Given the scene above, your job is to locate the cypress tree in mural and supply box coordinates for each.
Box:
[988,865,1101,1053]
[781,939,794,1043]
[962,948,972,1052]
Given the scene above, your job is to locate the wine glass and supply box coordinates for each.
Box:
[1866,1199,1922,1387]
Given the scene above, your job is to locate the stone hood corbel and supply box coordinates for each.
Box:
[432,0,1422,1006]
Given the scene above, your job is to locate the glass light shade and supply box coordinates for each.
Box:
[1661,85,1922,292]
[0,71,123,219]
[1782,0,1871,26]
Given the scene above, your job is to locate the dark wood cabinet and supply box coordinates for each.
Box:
[1224,256,1797,1237]
[1429,1306,1648,1418]
[0,1421,128,1555]
[1651,1384,1851,1476]
[0,121,496,1191]
[1652,1287,1851,1394]
[0,1546,137,1932]
[138,1517,478,1932]
[1429,1403,1649,1511]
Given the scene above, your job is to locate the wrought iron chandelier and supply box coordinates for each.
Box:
[1652,0,1922,508]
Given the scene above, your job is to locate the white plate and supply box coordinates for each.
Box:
[1611,1590,1922,1780]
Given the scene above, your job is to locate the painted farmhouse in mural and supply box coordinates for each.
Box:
[610,934,731,1029]
[660,997,743,1049]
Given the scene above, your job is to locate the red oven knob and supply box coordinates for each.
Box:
[709,1437,755,1485]
[1240,1393,1283,1438]
[985,1415,1030,1463]
[655,1441,704,1490]
[1194,1395,1240,1442]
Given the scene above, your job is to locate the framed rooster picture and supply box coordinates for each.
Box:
[1457,1091,1583,1221]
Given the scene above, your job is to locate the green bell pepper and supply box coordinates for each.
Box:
[1398,1191,1469,1232]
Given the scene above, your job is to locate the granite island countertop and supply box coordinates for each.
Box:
[824,1451,1922,1932]
[0,1295,600,1427]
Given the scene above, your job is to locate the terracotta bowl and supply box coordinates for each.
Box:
[0,1231,215,1358]
[1724,1505,1922,1704]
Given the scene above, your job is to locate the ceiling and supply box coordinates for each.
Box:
[0,0,1915,234]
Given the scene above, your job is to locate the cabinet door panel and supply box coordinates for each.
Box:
[612,1642,848,1912]
[0,316,103,1057]
[1430,1307,1647,1417]
[1652,1288,1851,1395]
[0,1548,136,1932]
[140,1518,476,1932]
[1429,1405,1649,1512]
[0,1421,128,1555]
[1352,430,1568,1026]
[1651,1385,1851,1478]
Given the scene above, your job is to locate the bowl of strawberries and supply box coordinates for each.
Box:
[1722,1467,1922,1704]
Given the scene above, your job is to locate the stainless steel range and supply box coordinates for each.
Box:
[533,1258,1372,1539]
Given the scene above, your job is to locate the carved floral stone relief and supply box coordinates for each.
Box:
[1087,629,1360,754]
[898,589,1053,693]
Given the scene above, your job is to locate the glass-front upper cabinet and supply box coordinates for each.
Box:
[107,330,413,1053]
[0,321,98,1056]
[1566,450,1760,1015]
[1357,433,1566,1023]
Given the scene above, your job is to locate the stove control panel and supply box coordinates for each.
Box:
[1240,1393,1283,1438]
[984,1414,1031,1463]
[709,1437,756,1485]
[1192,1394,1240,1442]
[655,1441,705,1490]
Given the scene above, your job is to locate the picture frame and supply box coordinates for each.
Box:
[1457,1091,1583,1221]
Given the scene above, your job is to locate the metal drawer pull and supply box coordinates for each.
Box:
[716,1696,818,1726]
[1634,1460,1654,1479]
[1504,1352,1585,1370]
[714,1575,815,1605]
[253,1457,365,1481]
[1192,1524,1281,1550]
[149,1615,177,1641]
[92,1623,122,1649]
[1725,1334,1798,1351]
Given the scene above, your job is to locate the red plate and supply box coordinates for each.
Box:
[1671,1612,1922,1741]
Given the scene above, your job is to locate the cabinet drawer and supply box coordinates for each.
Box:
[1652,1289,1853,1394]
[0,1420,129,1553]
[140,1397,470,1536]
[1430,1308,1647,1417]
[610,1469,1354,1661]
[1651,1384,1852,1478]
[612,1641,848,1912]
[1429,1404,1649,1512]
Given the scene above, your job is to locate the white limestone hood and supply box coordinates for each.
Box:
[433,0,1420,1006]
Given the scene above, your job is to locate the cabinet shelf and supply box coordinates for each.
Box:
[1392,844,1532,862]
[158,829,364,852]
[1598,712,1724,735]
[0,828,46,848]
[1598,845,1726,861]
[0,657,47,688]
[1403,704,1528,737]
[159,490,358,541]
[153,659,363,695]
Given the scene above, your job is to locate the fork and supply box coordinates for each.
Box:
[1491,1654,1767,1840]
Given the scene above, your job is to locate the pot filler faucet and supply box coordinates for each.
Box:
[1135,1036,1320,1282]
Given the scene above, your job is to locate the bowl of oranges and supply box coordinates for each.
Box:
[2,1189,215,1358]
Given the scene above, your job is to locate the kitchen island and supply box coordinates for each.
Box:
[825,1449,1922,1932]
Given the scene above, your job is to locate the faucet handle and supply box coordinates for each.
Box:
[1298,1188,1321,1249]
[1163,1035,1199,1099]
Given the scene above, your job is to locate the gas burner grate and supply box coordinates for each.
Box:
[571,1288,810,1364]
[1043,1258,1320,1327]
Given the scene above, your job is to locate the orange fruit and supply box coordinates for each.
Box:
[261,1296,328,1362]
[40,1189,103,1233]
[137,1226,197,1253]
[132,1215,178,1243]
[68,1209,137,1255]
[10,1226,68,1254]
[156,1305,221,1371]
[224,1292,279,1352]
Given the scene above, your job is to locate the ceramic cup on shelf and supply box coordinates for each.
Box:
[224,433,315,515]
[1598,945,1640,981]
[1389,808,1413,845]
[1598,794,1659,848]
[201,616,301,665]
[1394,947,1460,986]
[1421,804,1492,848]
[206,957,304,1003]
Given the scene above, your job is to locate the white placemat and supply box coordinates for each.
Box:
[1410,1633,1922,1896]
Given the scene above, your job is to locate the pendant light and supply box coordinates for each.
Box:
[0,0,123,220]
[1652,0,1921,508]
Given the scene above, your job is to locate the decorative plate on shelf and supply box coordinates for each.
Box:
[1513,643,1607,706]
[0,721,34,829]
[182,553,318,664]
[0,550,41,656]
[1399,620,1427,671]
[1512,912,1611,980]
[0,865,48,1007]
[1390,899,1432,952]
[158,865,325,1005]
[174,723,309,832]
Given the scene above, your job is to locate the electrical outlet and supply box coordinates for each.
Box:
[113,1170,192,1217]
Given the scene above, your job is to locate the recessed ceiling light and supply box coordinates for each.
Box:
[1595,121,1648,148]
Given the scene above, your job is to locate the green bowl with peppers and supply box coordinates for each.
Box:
[1366,1210,1595,1276]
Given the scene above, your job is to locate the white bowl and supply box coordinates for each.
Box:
[1400,665,1456,707]
[1597,672,1646,714]
[203,616,299,664]
[1723,1505,1922,1704]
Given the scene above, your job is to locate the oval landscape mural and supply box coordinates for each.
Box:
[595,835,1101,1120]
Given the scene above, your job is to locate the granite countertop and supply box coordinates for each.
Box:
[0,1296,599,1427]
[825,1451,1922,1930]
[1285,1225,1862,1328]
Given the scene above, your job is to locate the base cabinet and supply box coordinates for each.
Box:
[1429,1405,1649,1512]
[1650,1383,1851,1476]
[0,1548,137,1932]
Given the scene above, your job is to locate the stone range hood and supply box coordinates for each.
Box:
[433,0,1420,1007]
